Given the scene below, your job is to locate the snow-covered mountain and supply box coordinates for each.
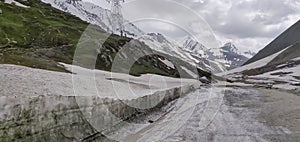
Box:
[42,0,227,72]
[213,42,249,68]
[221,42,239,54]
[138,33,226,73]
[181,36,208,58]
[41,0,145,37]
[243,50,256,59]
[179,37,251,69]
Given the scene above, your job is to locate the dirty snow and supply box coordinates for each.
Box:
[0,64,200,99]
[292,57,300,61]
[159,58,175,69]
[180,66,198,78]
[252,65,300,90]
[221,64,300,91]
[4,0,30,8]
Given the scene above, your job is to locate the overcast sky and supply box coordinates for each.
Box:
[87,0,300,52]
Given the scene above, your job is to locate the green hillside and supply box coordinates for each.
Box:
[0,0,88,72]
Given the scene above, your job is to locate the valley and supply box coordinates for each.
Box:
[1,63,299,141]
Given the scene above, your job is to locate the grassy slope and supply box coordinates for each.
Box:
[0,0,88,72]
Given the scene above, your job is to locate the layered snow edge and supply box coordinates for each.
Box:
[0,64,201,140]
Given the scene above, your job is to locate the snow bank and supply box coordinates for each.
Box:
[0,64,200,140]
[180,66,198,78]
[292,57,300,61]
[0,64,199,99]
[0,84,199,140]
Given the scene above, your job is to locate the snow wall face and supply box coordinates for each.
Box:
[0,84,198,141]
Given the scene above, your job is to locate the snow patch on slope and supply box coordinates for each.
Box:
[4,0,29,8]
[159,58,175,69]
[222,47,289,75]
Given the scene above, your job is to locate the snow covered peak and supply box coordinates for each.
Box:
[243,50,256,58]
[147,33,169,44]
[182,36,207,52]
[82,0,111,10]
[207,42,250,68]
[42,0,145,37]
[66,0,80,4]
[221,42,239,54]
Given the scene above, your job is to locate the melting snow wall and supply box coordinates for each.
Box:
[0,84,199,141]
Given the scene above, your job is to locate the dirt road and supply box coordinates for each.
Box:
[257,88,300,141]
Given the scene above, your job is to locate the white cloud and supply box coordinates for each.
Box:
[88,0,300,52]
[122,0,220,48]
[174,0,300,51]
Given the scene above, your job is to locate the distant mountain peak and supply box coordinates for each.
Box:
[182,36,207,52]
[147,33,169,43]
[221,42,239,53]
[243,50,256,58]
[66,0,80,4]
[206,42,250,68]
